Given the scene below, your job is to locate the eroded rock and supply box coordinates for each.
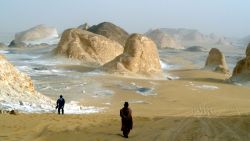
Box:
[88,22,129,46]
[103,34,162,76]
[204,48,229,73]
[54,28,124,66]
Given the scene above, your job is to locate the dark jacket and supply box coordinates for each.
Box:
[57,98,65,108]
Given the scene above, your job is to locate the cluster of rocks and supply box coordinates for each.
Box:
[54,22,163,76]
[3,21,249,81]
[203,43,250,82]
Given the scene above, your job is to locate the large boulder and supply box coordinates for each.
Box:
[204,48,229,73]
[0,54,54,112]
[145,29,183,49]
[88,22,129,46]
[14,25,58,43]
[231,43,250,81]
[54,28,124,66]
[103,34,162,76]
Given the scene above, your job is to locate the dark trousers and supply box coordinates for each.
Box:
[58,107,64,115]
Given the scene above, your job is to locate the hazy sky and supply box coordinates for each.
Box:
[1,0,250,37]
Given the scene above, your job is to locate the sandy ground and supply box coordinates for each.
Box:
[2,114,250,141]
[1,69,250,141]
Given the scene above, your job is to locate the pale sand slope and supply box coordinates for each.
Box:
[1,69,250,141]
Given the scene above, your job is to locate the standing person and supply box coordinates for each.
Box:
[56,95,65,115]
[120,102,133,138]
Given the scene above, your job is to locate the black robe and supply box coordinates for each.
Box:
[120,107,133,132]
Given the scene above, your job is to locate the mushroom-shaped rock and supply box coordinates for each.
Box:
[204,48,229,73]
[145,29,183,49]
[54,28,124,66]
[231,43,250,81]
[103,34,162,76]
[88,22,129,46]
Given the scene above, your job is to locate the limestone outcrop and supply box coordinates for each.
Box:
[14,24,58,43]
[0,54,54,112]
[88,22,129,46]
[0,55,35,93]
[103,34,162,76]
[231,43,250,81]
[204,48,229,73]
[54,28,124,66]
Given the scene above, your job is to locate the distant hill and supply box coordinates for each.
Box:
[145,29,183,49]
[146,28,232,48]
[157,28,206,42]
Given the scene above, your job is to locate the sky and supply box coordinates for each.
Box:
[0,0,250,37]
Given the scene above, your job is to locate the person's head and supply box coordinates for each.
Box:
[124,102,129,108]
[60,95,63,98]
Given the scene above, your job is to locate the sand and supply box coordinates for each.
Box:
[2,114,250,141]
[1,69,250,141]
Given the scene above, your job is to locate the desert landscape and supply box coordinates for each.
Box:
[1,1,250,141]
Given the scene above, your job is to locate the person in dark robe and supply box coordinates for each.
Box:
[120,102,133,138]
[56,95,65,115]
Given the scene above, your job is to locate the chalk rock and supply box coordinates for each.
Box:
[231,43,250,81]
[54,28,123,66]
[204,48,229,73]
[88,22,129,46]
[103,34,162,76]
